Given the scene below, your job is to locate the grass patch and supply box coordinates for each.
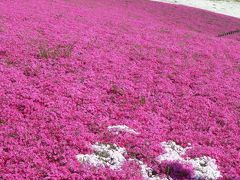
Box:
[37,43,75,59]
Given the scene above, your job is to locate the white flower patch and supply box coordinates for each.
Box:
[76,140,221,180]
[188,156,222,180]
[108,125,140,135]
[157,141,222,180]
[76,143,127,170]
[157,141,190,162]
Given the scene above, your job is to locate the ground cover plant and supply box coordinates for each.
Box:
[0,0,239,179]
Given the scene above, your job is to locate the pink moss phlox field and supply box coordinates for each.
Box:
[0,0,240,179]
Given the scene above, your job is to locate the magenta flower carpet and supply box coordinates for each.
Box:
[0,0,239,179]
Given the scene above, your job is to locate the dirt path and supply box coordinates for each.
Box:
[152,0,240,18]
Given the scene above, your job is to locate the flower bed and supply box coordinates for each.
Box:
[0,0,239,179]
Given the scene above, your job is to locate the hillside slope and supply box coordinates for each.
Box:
[0,0,240,179]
